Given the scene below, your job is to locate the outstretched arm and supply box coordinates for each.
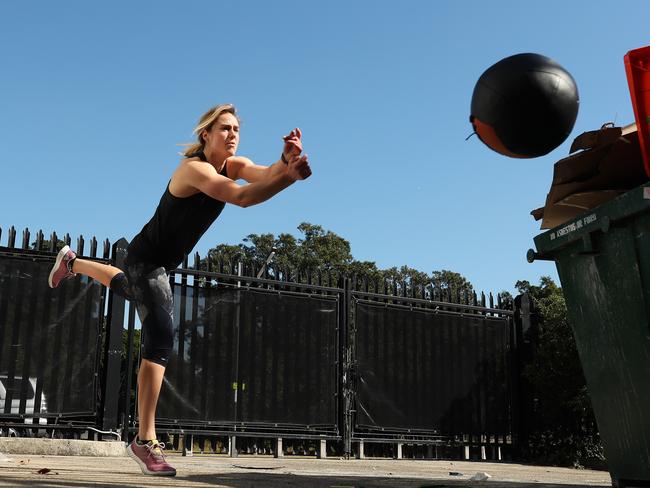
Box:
[180,151,311,208]
[229,128,306,183]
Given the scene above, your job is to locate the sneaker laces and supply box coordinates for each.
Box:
[145,441,167,460]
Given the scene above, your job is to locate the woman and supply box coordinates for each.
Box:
[47,104,311,476]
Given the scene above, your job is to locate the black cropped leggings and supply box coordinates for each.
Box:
[109,261,174,367]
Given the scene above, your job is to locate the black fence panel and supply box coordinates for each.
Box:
[0,252,104,418]
[237,289,338,429]
[157,282,239,424]
[354,300,512,437]
[157,280,339,432]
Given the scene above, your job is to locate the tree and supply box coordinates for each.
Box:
[517,276,604,468]
[379,265,430,295]
[206,243,245,267]
[293,223,353,271]
[203,222,480,299]
[431,269,474,300]
[31,238,65,252]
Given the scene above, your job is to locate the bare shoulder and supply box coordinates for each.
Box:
[170,158,220,197]
[182,156,215,171]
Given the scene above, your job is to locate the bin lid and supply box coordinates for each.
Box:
[531,183,650,260]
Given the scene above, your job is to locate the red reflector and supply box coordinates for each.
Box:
[625,45,650,178]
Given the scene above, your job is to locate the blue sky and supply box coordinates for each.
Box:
[1,1,648,295]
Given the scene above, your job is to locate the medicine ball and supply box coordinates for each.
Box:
[470,53,579,158]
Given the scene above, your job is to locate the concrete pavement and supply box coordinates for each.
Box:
[0,451,612,488]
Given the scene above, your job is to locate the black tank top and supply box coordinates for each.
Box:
[127,151,228,269]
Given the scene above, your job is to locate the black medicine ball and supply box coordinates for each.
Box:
[470,53,579,158]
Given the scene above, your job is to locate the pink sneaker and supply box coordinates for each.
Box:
[48,245,77,288]
[126,438,177,477]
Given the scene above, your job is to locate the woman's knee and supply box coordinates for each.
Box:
[109,272,134,301]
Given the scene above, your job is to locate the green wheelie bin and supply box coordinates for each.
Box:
[529,183,650,487]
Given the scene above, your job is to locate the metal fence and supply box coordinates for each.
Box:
[0,227,114,438]
[0,227,519,459]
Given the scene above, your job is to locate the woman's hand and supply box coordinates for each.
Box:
[286,153,312,181]
[282,128,303,160]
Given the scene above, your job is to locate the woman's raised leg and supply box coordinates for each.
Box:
[49,245,123,288]
[72,258,123,287]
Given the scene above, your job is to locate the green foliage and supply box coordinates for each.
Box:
[203,222,482,298]
[518,277,604,468]
[432,269,473,294]
[30,238,66,252]
[293,223,353,271]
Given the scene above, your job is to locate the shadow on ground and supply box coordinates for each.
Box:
[0,471,610,488]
